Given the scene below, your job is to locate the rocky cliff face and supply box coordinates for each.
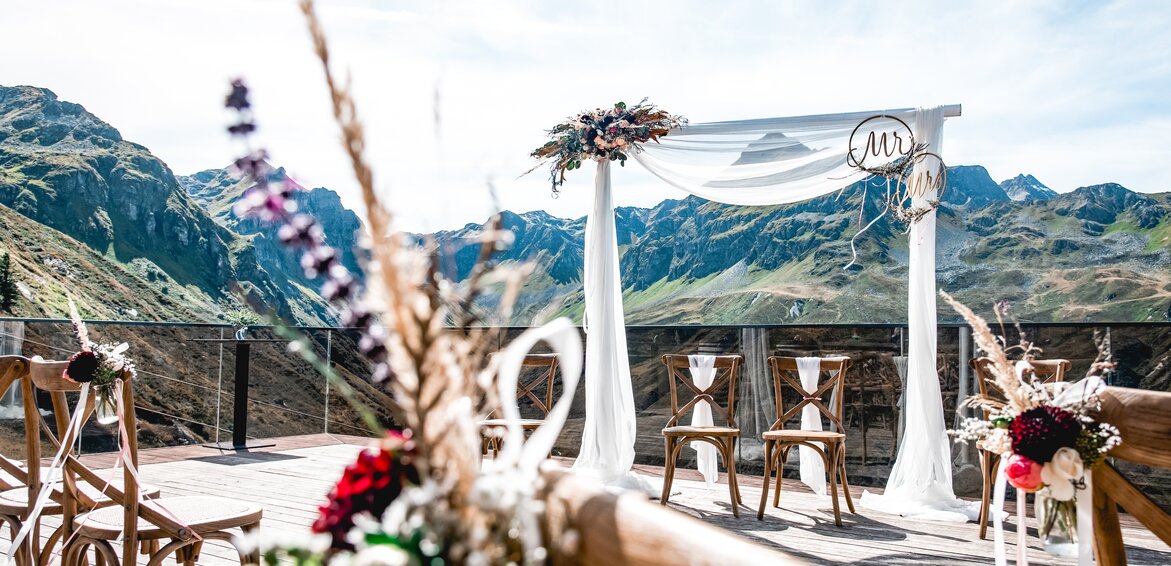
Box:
[0,85,330,323]
[432,165,1171,324]
[179,166,365,320]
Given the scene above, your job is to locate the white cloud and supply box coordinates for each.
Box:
[3,0,1169,231]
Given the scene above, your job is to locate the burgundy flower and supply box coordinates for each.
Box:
[64,351,99,383]
[1010,406,1083,463]
[312,431,418,551]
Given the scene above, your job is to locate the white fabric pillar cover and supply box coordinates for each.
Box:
[859,107,977,521]
[572,160,646,490]
[796,357,827,496]
[687,354,718,487]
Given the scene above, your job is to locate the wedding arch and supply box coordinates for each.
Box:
[535,104,973,519]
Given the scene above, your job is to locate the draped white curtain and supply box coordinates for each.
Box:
[571,160,643,489]
[859,107,977,521]
[574,107,971,519]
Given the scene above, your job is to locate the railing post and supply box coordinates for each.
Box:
[958,325,971,466]
[324,330,332,435]
[213,327,224,446]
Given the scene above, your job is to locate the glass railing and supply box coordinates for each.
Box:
[1,318,1168,506]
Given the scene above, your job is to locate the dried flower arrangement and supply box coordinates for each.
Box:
[528,100,686,195]
[226,1,582,564]
[942,292,1121,556]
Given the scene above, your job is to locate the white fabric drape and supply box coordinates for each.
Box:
[687,355,717,487]
[572,160,644,490]
[796,357,827,496]
[859,107,977,521]
[632,108,920,206]
[575,108,963,512]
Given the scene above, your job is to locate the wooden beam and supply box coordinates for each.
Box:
[1093,387,1171,468]
[538,467,810,566]
[943,104,963,117]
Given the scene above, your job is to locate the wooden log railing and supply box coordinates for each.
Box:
[1092,386,1171,565]
[538,468,810,565]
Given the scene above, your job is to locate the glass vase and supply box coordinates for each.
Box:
[94,387,119,425]
[1034,491,1078,558]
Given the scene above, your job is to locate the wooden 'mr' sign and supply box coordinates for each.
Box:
[847,115,946,203]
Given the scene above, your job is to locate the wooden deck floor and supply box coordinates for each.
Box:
[7,434,1170,565]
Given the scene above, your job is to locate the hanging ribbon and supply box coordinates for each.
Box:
[796,357,826,497]
[482,317,583,558]
[8,383,91,564]
[992,460,1009,566]
[991,461,1030,566]
[687,355,717,488]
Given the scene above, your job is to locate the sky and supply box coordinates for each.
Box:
[3,0,1170,232]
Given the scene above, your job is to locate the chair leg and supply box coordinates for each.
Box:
[978,449,998,540]
[242,522,262,564]
[757,439,773,520]
[773,446,786,508]
[723,438,739,518]
[828,444,843,527]
[660,437,676,506]
[728,438,743,506]
[839,442,856,514]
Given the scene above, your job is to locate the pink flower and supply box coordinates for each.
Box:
[615,137,628,147]
[1004,453,1044,492]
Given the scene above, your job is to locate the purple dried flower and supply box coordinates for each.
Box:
[300,246,338,278]
[278,215,325,247]
[225,79,252,111]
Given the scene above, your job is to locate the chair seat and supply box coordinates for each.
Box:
[75,496,262,540]
[663,425,740,437]
[479,418,544,431]
[0,482,162,517]
[762,429,844,442]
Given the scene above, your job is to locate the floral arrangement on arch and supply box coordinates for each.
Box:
[944,293,1121,548]
[528,100,685,194]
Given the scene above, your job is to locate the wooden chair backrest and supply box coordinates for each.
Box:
[766,356,851,433]
[970,357,1070,419]
[488,353,559,418]
[1090,386,1171,565]
[660,354,743,429]
[22,358,184,563]
[0,356,32,488]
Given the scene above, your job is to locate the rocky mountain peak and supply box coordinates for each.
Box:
[1000,173,1057,201]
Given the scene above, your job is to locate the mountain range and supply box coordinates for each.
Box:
[2,83,1170,326]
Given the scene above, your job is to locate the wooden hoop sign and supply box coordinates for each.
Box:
[847,115,947,218]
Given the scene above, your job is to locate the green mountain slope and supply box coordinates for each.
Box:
[434,168,1171,324]
[0,85,342,323]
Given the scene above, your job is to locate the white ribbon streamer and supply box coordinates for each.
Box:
[796,357,827,496]
[992,460,1008,566]
[686,355,717,487]
[8,382,90,565]
[479,317,582,560]
[1077,471,1093,566]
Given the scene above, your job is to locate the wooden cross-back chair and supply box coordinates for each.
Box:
[10,356,263,566]
[1091,386,1171,566]
[658,354,744,517]
[479,353,559,457]
[758,356,854,526]
[969,357,1070,539]
[0,356,165,566]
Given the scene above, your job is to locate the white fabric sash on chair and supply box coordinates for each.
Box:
[687,355,717,487]
[796,357,827,497]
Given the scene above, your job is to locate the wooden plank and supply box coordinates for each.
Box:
[1094,387,1171,468]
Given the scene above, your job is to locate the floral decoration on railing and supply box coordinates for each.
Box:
[64,299,136,424]
[528,100,685,195]
[944,293,1120,561]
